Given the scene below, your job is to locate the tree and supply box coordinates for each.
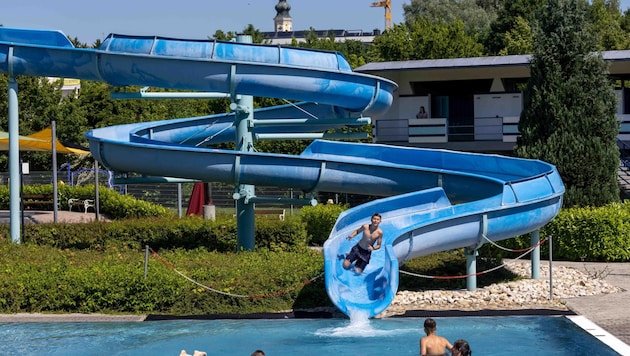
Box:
[588,0,630,50]
[499,16,533,55]
[485,0,545,55]
[403,0,498,35]
[369,19,483,61]
[514,0,620,207]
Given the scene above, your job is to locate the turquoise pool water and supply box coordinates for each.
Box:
[0,315,619,355]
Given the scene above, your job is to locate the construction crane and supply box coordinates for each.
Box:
[371,0,392,31]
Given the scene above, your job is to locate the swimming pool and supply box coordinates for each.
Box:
[0,315,620,355]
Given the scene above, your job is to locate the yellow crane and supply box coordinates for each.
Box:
[371,0,392,31]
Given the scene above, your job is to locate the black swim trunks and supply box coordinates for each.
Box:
[346,244,371,270]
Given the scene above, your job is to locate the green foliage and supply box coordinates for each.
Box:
[514,0,620,208]
[97,188,172,219]
[499,16,533,55]
[0,184,172,219]
[403,0,498,34]
[254,217,308,252]
[544,202,630,261]
[299,203,347,245]
[484,0,547,55]
[589,0,630,50]
[3,214,308,253]
[0,242,325,314]
[369,19,483,61]
[488,201,630,262]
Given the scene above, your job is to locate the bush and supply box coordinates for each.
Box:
[0,184,172,219]
[0,241,326,314]
[487,201,630,262]
[300,203,346,245]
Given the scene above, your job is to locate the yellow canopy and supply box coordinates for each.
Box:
[0,126,90,154]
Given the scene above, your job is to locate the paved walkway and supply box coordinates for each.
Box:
[552,260,630,351]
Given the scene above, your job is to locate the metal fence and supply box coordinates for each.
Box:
[2,170,374,214]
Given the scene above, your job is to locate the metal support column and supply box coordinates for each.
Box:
[531,229,540,279]
[465,247,478,291]
[8,54,21,243]
[234,34,256,251]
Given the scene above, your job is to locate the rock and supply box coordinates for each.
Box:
[376,260,623,318]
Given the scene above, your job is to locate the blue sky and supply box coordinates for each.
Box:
[3,0,405,44]
[4,0,630,44]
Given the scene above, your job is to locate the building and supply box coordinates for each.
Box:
[355,52,630,153]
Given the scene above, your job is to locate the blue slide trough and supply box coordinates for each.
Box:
[0,27,565,318]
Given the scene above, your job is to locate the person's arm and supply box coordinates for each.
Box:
[347,224,365,240]
[445,338,453,354]
[420,338,427,356]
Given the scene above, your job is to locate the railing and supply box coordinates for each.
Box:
[376,115,630,146]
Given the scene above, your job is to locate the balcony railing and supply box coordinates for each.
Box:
[375,115,630,146]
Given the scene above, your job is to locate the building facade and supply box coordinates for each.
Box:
[356,52,630,153]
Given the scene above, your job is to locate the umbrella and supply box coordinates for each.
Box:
[186,182,206,216]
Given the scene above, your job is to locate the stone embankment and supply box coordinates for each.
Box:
[378,260,623,318]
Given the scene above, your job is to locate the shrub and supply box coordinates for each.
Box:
[0,184,172,219]
[300,203,346,245]
[486,201,630,262]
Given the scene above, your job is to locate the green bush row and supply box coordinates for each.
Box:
[0,215,308,252]
[0,242,328,314]
[489,201,630,262]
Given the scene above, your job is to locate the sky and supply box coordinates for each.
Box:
[3,1,407,44]
[4,1,630,45]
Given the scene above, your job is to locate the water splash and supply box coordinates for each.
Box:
[314,309,398,338]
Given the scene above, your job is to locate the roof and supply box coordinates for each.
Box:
[355,50,630,73]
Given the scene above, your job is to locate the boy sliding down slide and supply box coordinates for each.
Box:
[342,213,383,274]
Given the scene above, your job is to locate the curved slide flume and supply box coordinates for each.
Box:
[0,28,565,318]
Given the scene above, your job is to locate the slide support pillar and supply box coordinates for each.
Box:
[465,247,478,291]
[8,49,21,244]
[531,229,540,280]
[234,34,256,252]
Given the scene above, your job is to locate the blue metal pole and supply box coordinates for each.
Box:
[531,229,540,279]
[234,34,256,252]
[465,247,477,291]
[8,68,20,243]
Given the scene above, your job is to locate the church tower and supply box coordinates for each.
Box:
[274,0,292,32]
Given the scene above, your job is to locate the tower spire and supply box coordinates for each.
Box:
[274,0,293,32]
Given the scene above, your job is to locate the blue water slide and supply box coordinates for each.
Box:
[0,27,565,318]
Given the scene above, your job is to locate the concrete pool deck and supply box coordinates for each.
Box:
[0,210,628,351]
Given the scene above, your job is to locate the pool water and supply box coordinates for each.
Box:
[0,315,619,355]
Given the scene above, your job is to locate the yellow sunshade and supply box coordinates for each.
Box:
[0,126,90,154]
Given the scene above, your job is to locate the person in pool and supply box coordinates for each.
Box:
[420,318,453,356]
[451,339,471,356]
[342,213,383,274]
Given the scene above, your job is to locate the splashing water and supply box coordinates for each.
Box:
[314,308,399,338]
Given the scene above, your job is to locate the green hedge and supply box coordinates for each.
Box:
[0,242,327,314]
[0,215,307,252]
[300,203,346,245]
[488,201,630,262]
[0,184,172,219]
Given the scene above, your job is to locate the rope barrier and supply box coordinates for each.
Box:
[481,233,548,252]
[148,247,323,299]
[149,234,548,292]
[400,237,546,280]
